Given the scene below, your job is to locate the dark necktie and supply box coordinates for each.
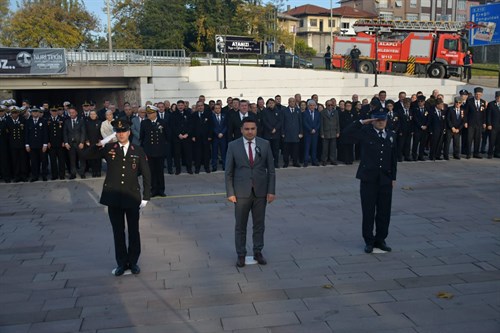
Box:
[121,145,125,155]
[217,115,221,124]
[378,130,384,139]
[72,119,76,128]
[456,108,460,119]
[248,141,254,167]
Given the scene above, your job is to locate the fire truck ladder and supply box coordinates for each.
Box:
[353,19,467,33]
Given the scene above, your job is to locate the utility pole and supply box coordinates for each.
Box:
[374,27,379,87]
[106,0,113,63]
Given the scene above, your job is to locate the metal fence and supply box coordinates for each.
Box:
[66,49,187,66]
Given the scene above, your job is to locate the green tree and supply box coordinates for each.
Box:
[138,0,187,49]
[294,38,316,58]
[111,0,143,49]
[1,0,98,48]
[0,0,9,37]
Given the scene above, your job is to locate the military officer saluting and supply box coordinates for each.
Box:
[7,106,29,182]
[85,119,151,276]
[25,107,49,182]
[140,105,168,197]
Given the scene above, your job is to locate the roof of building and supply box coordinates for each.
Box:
[284,4,377,18]
[277,12,300,21]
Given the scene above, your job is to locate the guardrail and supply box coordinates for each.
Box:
[66,49,187,66]
[188,52,275,66]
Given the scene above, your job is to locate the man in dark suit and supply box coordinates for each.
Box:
[446,97,466,159]
[320,100,340,166]
[25,107,49,182]
[0,105,12,183]
[6,107,28,182]
[395,98,412,162]
[225,118,276,268]
[411,95,430,161]
[302,99,321,166]
[171,100,194,175]
[47,106,67,180]
[486,91,500,158]
[192,101,213,173]
[63,106,86,179]
[428,99,447,161]
[262,98,283,168]
[281,97,303,168]
[227,100,255,142]
[140,105,168,197]
[211,104,228,172]
[85,119,151,276]
[343,111,397,254]
[465,86,487,159]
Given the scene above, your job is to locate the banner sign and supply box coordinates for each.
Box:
[470,3,500,46]
[0,48,67,75]
[215,35,262,54]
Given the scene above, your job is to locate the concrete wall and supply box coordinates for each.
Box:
[140,65,497,106]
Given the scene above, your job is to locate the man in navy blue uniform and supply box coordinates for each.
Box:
[25,107,49,182]
[428,99,447,161]
[211,103,228,172]
[191,101,213,174]
[343,110,397,254]
[302,99,321,167]
[85,119,151,276]
[47,106,67,180]
[0,104,11,183]
[446,97,466,160]
[465,86,487,159]
[486,91,500,158]
[411,95,430,161]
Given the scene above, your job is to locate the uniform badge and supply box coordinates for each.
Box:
[132,163,137,170]
[424,111,428,116]
[389,136,394,143]
[109,149,116,160]
[39,122,43,127]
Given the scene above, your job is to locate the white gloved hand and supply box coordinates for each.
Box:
[139,200,148,209]
[100,133,116,146]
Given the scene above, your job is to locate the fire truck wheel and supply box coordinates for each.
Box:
[428,64,446,78]
[359,60,374,74]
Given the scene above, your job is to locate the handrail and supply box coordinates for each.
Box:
[66,49,187,66]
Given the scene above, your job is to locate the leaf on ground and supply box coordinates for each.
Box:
[401,186,414,190]
[492,217,500,222]
[322,284,333,289]
[436,291,454,299]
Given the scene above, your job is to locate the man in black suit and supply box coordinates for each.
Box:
[140,105,168,197]
[446,97,466,160]
[171,100,194,174]
[225,118,276,268]
[211,104,228,172]
[428,99,447,161]
[25,107,49,182]
[47,106,67,180]
[281,97,303,167]
[63,106,86,179]
[395,98,412,162]
[343,110,397,254]
[465,87,487,159]
[192,101,213,174]
[85,119,151,276]
[262,98,283,168]
[0,105,11,183]
[486,91,500,158]
[6,107,28,182]
[227,100,255,141]
[411,95,430,161]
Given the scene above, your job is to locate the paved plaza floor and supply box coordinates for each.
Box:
[1,157,499,333]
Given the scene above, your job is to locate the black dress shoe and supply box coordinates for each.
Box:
[130,264,141,274]
[375,242,392,252]
[312,162,320,166]
[175,170,181,175]
[30,178,38,182]
[466,155,471,159]
[293,163,301,167]
[80,174,86,179]
[51,177,58,180]
[282,163,288,168]
[212,167,217,172]
[158,192,166,197]
[321,161,327,166]
[236,256,245,268]
[187,170,193,174]
[168,170,174,175]
[113,266,127,276]
[473,155,482,159]
[42,177,48,181]
[253,252,267,265]
[303,163,308,167]
[331,161,338,165]
[364,245,373,253]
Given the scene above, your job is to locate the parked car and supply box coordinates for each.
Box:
[264,52,314,69]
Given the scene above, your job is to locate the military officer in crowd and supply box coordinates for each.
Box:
[171,100,194,175]
[85,119,151,276]
[445,97,466,160]
[0,104,11,183]
[47,106,67,180]
[7,106,29,182]
[63,106,87,179]
[140,105,168,197]
[465,87,487,159]
[343,110,397,253]
[25,107,49,182]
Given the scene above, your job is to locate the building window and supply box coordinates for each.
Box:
[329,19,336,28]
[437,0,442,8]
[457,0,466,10]
[378,0,388,8]
[420,13,430,20]
[394,16,403,20]
[379,12,393,20]
[406,13,419,21]
[421,0,430,7]
[342,22,350,29]
[310,19,317,27]
[410,0,417,8]
[456,14,466,21]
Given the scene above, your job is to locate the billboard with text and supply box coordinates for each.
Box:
[0,48,67,75]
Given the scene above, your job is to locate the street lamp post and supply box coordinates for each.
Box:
[373,27,379,87]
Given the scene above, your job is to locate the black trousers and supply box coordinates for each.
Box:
[446,132,461,158]
[268,138,280,167]
[339,143,354,164]
[467,126,482,156]
[165,141,173,172]
[360,181,393,246]
[489,127,500,156]
[0,145,11,181]
[461,128,469,155]
[463,65,471,81]
[29,148,48,179]
[193,140,211,171]
[481,130,490,152]
[148,156,165,194]
[10,148,28,181]
[412,130,428,159]
[49,146,66,179]
[429,132,444,159]
[283,142,299,165]
[397,131,412,160]
[174,139,193,173]
[68,145,86,176]
[234,190,267,256]
[107,206,141,267]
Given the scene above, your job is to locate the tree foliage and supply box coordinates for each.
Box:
[111,0,143,49]
[1,0,98,48]
[138,0,186,49]
[294,39,316,58]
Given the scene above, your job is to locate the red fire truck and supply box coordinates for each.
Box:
[331,19,477,79]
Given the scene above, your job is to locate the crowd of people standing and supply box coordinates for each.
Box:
[0,87,499,190]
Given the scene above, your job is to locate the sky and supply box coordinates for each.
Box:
[10,0,340,33]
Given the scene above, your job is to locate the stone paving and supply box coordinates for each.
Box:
[0,157,499,333]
